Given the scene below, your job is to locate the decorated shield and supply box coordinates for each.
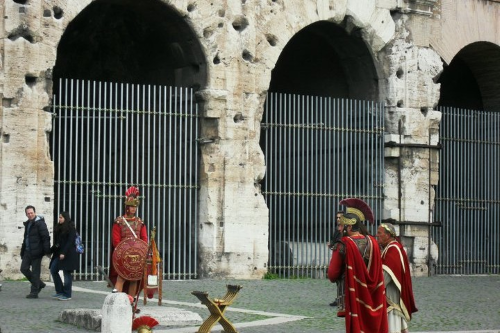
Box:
[112,238,148,281]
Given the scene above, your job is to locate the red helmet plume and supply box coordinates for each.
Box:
[125,186,140,207]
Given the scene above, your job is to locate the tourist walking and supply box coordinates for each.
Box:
[50,211,79,301]
[20,205,51,299]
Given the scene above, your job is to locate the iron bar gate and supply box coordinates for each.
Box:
[51,78,199,280]
[261,93,385,278]
[434,107,500,275]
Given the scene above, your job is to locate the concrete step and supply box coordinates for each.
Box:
[59,306,202,332]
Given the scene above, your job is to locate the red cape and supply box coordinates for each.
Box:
[381,240,418,321]
[343,235,388,333]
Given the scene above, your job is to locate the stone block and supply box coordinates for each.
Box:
[59,306,203,332]
[383,208,400,220]
[385,146,400,157]
[101,293,132,333]
[59,309,101,332]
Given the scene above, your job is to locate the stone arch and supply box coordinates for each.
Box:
[50,0,208,279]
[431,0,500,66]
[250,2,394,97]
[438,42,500,111]
[269,20,380,100]
[261,16,385,277]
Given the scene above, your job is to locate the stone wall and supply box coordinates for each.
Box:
[1,0,500,279]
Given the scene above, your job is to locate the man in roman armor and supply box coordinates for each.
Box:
[327,198,388,333]
[109,186,148,298]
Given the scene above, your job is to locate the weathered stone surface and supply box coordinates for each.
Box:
[1,0,500,279]
[101,293,133,333]
[59,309,102,332]
[59,306,202,332]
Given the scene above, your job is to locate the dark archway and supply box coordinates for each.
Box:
[53,0,206,90]
[269,20,379,100]
[438,41,500,111]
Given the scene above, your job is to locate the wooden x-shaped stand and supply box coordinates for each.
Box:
[192,284,243,333]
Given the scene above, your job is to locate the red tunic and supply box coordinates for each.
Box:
[328,235,388,333]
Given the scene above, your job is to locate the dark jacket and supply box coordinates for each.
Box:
[50,224,79,271]
[21,216,51,259]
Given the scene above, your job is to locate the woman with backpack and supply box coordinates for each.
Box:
[50,211,79,301]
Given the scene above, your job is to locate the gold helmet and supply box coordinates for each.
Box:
[338,198,375,226]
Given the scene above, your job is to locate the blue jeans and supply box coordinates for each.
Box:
[50,257,73,297]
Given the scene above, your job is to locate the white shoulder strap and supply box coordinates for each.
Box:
[121,216,138,238]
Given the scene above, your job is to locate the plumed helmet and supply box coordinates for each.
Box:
[124,186,140,207]
[338,198,375,225]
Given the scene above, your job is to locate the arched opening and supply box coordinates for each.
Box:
[51,0,207,280]
[53,0,206,89]
[438,41,500,111]
[269,20,378,100]
[261,20,384,278]
[434,41,500,275]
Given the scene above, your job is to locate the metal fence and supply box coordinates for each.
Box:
[260,93,385,278]
[433,107,500,275]
[51,78,199,280]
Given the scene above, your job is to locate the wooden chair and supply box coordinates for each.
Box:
[191,284,243,333]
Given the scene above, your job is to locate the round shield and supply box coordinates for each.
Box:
[112,238,148,281]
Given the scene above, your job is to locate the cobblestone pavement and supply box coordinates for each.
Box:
[0,275,499,333]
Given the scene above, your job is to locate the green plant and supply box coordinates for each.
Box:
[262,272,280,279]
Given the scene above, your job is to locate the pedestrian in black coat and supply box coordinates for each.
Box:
[20,205,51,298]
[49,211,79,300]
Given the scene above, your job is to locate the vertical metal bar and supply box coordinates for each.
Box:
[297,94,303,277]
[318,97,324,273]
[146,85,151,231]
[151,85,156,235]
[96,81,103,272]
[282,92,286,277]
[314,96,320,275]
[193,88,199,278]
[173,86,179,277]
[187,87,193,278]
[68,79,74,212]
[456,107,461,274]
[495,112,499,274]
[265,93,272,274]
[276,92,281,277]
[266,93,273,274]
[159,85,165,279]
[167,85,173,278]
[327,97,333,266]
[182,87,188,276]
[162,85,168,279]
[481,110,487,274]
[282,92,287,277]
[302,94,306,276]
[87,79,94,278]
[78,80,85,278]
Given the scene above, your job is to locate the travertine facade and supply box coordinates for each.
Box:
[1,0,500,279]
